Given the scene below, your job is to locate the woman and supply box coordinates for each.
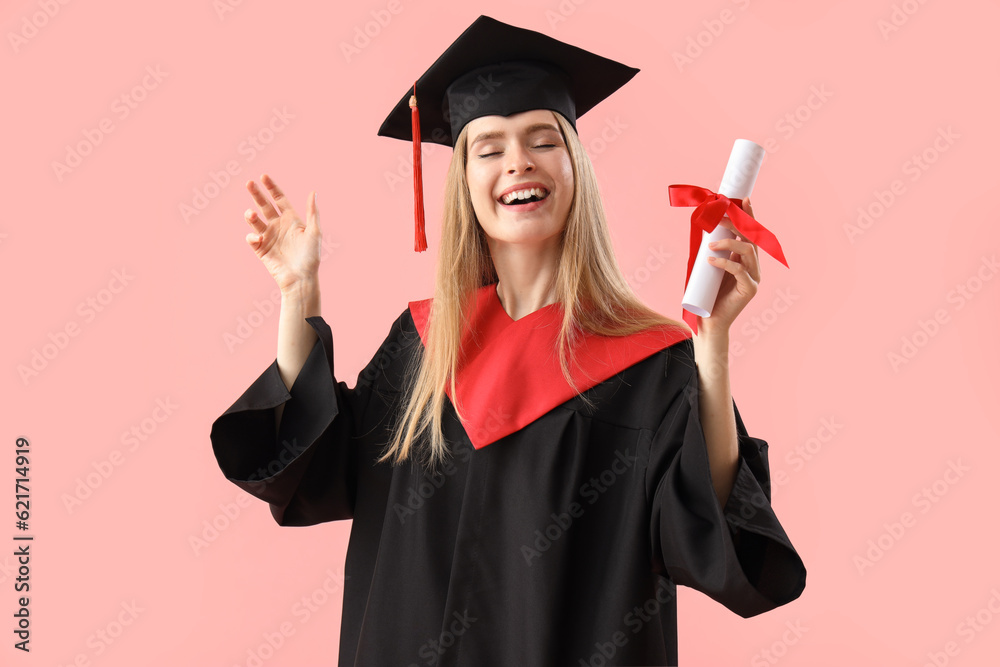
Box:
[211,15,805,667]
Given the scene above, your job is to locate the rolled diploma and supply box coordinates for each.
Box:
[681,139,765,318]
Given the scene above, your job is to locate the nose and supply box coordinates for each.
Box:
[504,143,534,174]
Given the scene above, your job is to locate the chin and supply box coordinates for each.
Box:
[483,224,565,247]
[483,211,568,240]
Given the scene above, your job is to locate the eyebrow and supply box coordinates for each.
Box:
[469,123,561,148]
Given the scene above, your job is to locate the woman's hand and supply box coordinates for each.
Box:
[696,197,761,338]
[243,174,322,293]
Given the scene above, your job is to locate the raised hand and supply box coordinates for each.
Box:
[698,197,761,338]
[243,174,322,294]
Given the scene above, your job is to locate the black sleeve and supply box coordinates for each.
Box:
[209,310,412,526]
[646,339,807,617]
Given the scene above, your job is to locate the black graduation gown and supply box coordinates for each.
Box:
[210,292,806,667]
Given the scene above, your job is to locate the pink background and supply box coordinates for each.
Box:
[3,0,998,664]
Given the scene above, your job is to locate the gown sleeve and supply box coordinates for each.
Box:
[209,311,409,527]
[646,339,807,618]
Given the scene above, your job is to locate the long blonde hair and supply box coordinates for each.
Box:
[379,111,689,469]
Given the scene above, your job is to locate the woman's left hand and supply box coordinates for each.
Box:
[695,197,761,338]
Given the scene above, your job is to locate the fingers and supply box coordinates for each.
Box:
[245,232,262,249]
[710,197,761,281]
[245,208,266,233]
[247,179,280,221]
[709,237,761,282]
[739,197,761,279]
[307,190,318,229]
[709,238,760,283]
[261,173,293,215]
[707,254,758,294]
[718,198,753,232]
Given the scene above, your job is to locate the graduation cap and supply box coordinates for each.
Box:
[377,15,640,252]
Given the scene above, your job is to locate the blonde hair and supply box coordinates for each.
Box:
[378,111,689,469]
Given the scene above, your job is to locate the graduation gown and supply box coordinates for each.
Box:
[210,283,806,667]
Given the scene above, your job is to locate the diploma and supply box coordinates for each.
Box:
[681,139,765,320]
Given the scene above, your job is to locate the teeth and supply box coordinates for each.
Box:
[501,187,548,204]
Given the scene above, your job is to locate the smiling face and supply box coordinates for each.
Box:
[464,109,575,250]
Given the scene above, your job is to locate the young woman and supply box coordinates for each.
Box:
[211,15,805,667]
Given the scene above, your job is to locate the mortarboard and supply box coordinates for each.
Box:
[377,15,640,252]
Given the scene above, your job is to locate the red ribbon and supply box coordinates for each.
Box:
[667,184,789,334]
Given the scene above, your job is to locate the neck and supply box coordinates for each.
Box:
[489,236,561,321]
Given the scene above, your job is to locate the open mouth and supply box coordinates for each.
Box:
[498,187,550,206]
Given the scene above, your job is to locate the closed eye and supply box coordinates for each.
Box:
[477,144,558,159]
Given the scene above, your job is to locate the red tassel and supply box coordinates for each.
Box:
[410,83,427,252]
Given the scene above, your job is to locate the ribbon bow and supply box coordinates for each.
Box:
[667,184,789,334]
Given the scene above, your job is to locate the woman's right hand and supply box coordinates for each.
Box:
[243,174,322,294]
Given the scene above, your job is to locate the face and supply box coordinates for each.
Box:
[464,109,575,250]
